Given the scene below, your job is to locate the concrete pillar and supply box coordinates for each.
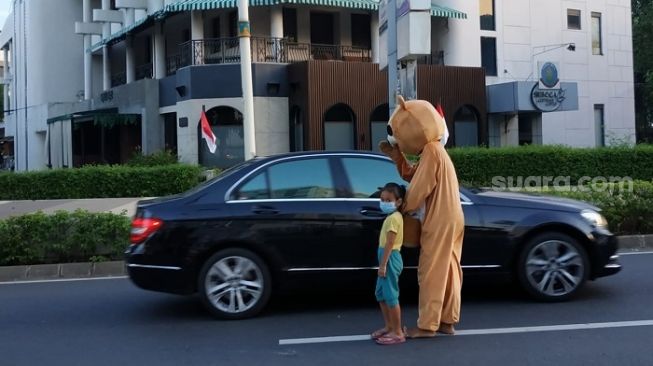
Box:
[83,0,93,99]
[126,36,135,83]
[500,114,519,146]
[149,0,164,14]
[125,8,135,27]
[3,48,8,110]
[270,6,283,61]
[371,12,379,63]
[101,0,112,90]
[154,22,166,79]
[103,46,111,90]
[191,10,204,39]
[190,11,204,64]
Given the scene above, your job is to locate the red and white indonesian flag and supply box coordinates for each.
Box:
[435,103,450,146]
[200,109,217,154]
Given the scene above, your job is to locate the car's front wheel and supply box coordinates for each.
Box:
[198,248,272,319]
[517,232,589,301]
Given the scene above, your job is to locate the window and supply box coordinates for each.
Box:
[567,9,581,30]
[182,29,190,42]
[212,17,221,38]
[370,104,389,152]
[236,171,270,200]
[594,105,605,147]
[283,8,298,42]
[268,159,336,199]
[479,0,495,31]
[324,104,356,150]
[453,106,479,147]
[341,158,403,198]
[592,12,603,55]
[229,11,238,38]
[351,14,372,48]
[481,37,497,76]
[198,106,244,169]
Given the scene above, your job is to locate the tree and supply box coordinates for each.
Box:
[633,0,653,142]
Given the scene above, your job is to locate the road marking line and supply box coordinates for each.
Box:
[0,201,10,205]
[0,276,128,285]
[278,320,653,345]
[618,251,653,256]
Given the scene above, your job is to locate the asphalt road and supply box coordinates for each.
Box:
[1,253,652,366]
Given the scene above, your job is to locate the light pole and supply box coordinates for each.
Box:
[238,0,256,160]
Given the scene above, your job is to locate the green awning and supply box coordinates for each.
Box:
[89,1,466,51]
[166,0,465,15]
[431,3,466,19]
[167,0,378,11]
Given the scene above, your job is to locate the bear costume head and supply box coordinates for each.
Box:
[387,96,448,155]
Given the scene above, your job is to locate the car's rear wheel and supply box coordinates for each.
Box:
[198,248,272,319]
[517,232,589,301]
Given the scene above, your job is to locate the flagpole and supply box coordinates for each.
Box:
[238,0,256,160]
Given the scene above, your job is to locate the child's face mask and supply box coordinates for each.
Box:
[379,201,397,214]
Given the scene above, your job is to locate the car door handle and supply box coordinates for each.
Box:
[252,206,279,215]
[360,209,385,217]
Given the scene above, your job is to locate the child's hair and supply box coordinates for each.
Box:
[380,182,406,201]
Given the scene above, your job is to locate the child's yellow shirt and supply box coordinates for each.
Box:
[379,211,404,250]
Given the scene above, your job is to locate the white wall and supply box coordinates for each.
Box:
[488,0,635,147]
[175,97,289,165]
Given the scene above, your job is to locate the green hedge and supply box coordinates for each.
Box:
[449,145,653,187]
[0,210,130,266]
[126,150,179,167]
[523,180,653,235]
[0,164,204,200]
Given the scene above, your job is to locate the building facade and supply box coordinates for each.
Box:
[0,0,636,171]
[482,0,636,147]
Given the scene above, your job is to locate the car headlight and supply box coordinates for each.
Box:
[581,209,608,227]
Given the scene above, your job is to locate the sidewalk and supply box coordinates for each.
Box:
[0,198,149,219]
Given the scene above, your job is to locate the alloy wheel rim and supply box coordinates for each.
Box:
[525,240,585,297]
[205,256,264,314]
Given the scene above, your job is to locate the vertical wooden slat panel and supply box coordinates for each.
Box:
[288,61,487,150]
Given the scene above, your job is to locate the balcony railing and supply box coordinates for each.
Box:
[136,63,153,80]
[111,71,126,87]
[165,37,373,75]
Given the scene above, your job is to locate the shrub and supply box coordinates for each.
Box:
[126,150,179,167]
[520,180,653,235]
[0,164,204,200]
[0,210,131,266]
[448,144,653,187]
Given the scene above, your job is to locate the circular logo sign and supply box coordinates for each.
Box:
[531,84,566,112]
[540,62,559,88]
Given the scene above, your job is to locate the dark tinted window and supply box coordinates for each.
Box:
[351,14,371,48]
[481,37,497,76]
[567,9,581,30]
[268,159,336,199]
[479,0,495,31]
[283,8,298,41]
[236,172,269,200]
[341,158,403,198]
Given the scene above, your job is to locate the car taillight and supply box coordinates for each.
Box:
[130,218,163,245]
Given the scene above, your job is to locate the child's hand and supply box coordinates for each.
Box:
[378,265,387,278]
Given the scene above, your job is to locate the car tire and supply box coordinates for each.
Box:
[517,232,589,302]
[198,248,272,319]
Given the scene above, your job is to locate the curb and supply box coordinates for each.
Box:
[0,235,652,283]
[617,235,653,251]
[0,261,126,282]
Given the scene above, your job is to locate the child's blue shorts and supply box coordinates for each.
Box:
[375,247,403,308]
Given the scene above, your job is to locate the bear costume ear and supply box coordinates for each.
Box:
[397,95,407,110]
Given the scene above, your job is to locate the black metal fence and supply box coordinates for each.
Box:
[164,37,373,75]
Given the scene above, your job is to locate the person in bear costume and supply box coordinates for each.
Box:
[379,95,464,338]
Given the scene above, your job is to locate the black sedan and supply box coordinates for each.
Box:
[125,151,621,319]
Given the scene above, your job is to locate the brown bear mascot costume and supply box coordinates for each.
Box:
[379,96,464,338]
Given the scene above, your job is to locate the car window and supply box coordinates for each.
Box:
[235,171,269,200]
[268,158,336,199]
[341,157,404,198]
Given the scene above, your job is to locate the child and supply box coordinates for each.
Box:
[372,182,406,345]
